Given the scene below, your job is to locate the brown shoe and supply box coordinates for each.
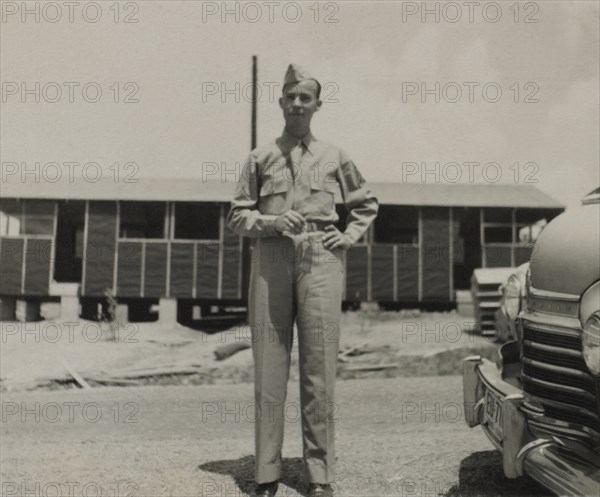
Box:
[253,481,278,497]
[308,483,334,497]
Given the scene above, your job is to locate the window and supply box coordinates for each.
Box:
[119,202,166,239]
[0,199,21,235]
[514,209,548,242]
[516,209,545,224]
[0,199,54,236]
[374,206,419,244]
[23,201,55,235]
[484,226,513,243]
[483,208,512,223]
[174,203,220,240]
[518,219,547,242]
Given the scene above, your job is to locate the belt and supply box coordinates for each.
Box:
[277,221,334,240]
[305,221,333,232]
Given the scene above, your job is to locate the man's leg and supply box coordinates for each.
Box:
[295,237,344,483]
[249,237,295,483]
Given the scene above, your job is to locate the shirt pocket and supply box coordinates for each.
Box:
[309,174,338,194]
[306,175,337,215]
[259,176,290,197]
[258,174,290,215]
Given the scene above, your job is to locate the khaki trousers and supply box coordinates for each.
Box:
[248,232,344,484]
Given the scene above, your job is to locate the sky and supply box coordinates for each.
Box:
[1,0,599,210]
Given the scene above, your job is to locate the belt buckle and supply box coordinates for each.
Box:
[307,221,326,234]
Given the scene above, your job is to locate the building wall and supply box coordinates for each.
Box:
[97,201,242,299]
[0,198,562,304]
[84,201,117,295]
[0,198,55,296]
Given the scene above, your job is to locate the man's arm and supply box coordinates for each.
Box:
[336,150,379,245]
[226,157,280,238]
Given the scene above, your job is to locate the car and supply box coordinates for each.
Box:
[463,187,600,496]
[493,262,529,343]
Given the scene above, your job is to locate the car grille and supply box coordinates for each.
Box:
[520,318,600,439]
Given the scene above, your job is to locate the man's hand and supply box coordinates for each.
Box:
[275,210,306,235]
[322,225,352,251]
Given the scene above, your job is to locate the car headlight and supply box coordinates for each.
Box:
[503,275,522,320]
[580,281,600,375]
[582,313,600,375]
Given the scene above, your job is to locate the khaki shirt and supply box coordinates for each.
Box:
[227,130,378,245]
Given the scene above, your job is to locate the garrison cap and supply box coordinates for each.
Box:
[283,63,320,88]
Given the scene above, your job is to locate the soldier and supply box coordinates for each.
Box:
[227,64,378,497]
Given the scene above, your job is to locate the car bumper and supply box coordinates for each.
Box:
[463,355,600,496]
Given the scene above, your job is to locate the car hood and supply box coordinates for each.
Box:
[530,203,600,296]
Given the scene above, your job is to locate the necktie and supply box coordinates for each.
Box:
[288,141,303,183]
[282,141,311,244]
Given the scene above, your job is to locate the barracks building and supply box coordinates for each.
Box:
[0,176,563,322]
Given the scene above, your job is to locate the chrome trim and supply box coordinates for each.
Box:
[463,355,483,428]
[477,357,523,398]
[503,393,528,478]
[522,440,600,496]
[520,313,582,336]
[521,374,597,403]
[528,285,580,302]
[526,394,600,422]
[520,400,545,418]
[528,419,600,446]
[522,357,594,381]
[516,439,553,475]
[465,351,600,494]
[475,398,485,423]
[526,294,580,317]
[523,340,583,358]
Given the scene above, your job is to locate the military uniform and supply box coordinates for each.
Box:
[226,65,378,487]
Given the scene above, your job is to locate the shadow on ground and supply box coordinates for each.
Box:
[200,451,555,497]
[199,454,311,496]
[443,451,554,497]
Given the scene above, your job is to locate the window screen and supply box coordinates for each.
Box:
[119,202,166,239]
[374,206,419,244]
[174,203,220,240]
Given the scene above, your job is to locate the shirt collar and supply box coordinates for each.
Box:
[281,129,315,155]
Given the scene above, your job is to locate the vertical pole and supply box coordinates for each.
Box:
[449,207,454,302]
[21,238,27,294]
[511,208,516,267]
[49,201,58,289]
[480,208,486,268]
[82,200,90,295]
[392,244,398,302]
[140,240,146,298]
[113,201,120,295]
[418,207,423,302]
[218,203,224,299]
[251,55,258,149]
[165,202,173,298]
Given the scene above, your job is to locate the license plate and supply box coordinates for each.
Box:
[484,390,504,441]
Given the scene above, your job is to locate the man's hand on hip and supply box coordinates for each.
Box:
[322,225,352,251]
[275,210,306,235]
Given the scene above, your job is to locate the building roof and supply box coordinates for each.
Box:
[369,182,564,209]
[1,176,564,209]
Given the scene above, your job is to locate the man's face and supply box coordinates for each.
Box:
[279,79,322,129]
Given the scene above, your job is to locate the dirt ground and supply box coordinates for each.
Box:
[1,312,552,497]
[0,377,551,497]
[0,310,497,392]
